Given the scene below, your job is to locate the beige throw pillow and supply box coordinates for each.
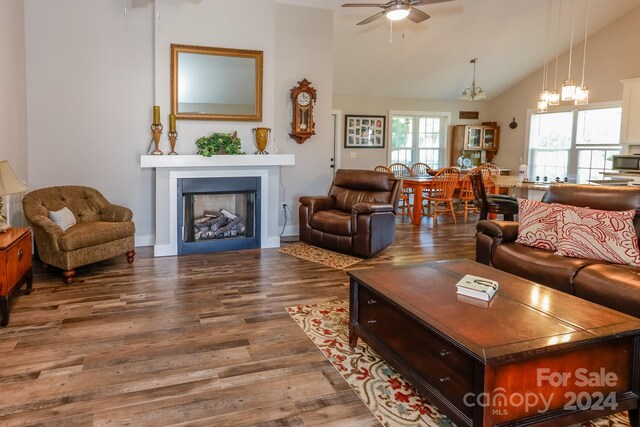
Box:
[48,207,76,231]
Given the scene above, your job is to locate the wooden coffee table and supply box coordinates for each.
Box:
[348,259,640,427]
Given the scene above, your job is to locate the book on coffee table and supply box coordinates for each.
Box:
[455,274,498,301]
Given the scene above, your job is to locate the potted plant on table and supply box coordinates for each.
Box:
[196,131,245,156]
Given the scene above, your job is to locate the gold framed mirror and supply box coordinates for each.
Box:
[170,44,263,121]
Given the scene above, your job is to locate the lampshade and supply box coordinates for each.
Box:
[548,89,560,106]
[575,85,589,105]
[0,161,27,196]
[386,4,410,21]
[561,78,576,101]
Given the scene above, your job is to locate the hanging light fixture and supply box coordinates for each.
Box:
[537,0,553,113]
[575,0,589,105]
[459,58,487,101]
[386,4,411,21]
[548,0,562,106]
[561,0,577,101]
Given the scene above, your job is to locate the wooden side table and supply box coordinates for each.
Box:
[0,227,33,326]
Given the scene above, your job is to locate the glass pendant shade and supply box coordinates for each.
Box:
[561,79,576,101]
[574,86,589,105]
[548,90,560,106]
[539,90,551,102]
[386,5,410,20]
[537,99,548,113]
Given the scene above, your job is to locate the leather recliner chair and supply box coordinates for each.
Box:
[299,169,402,258]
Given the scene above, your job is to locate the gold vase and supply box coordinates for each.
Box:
[253,127,271,154]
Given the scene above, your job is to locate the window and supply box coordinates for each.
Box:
[390,112,448,168]
[528,105,621,184]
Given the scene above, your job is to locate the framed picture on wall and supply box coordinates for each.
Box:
[344,114,385,148]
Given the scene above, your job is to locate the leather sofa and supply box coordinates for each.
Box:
[23,186,135,284]
[299,169,402,258]
[476,184,640,318]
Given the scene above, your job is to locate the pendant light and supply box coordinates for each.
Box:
[459,58,486,101]
[575,0,589,105]
[537,0,553,113]
[561,0,576,102]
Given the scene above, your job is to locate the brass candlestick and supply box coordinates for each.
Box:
[151,123,163,155]
[168,131,178,155]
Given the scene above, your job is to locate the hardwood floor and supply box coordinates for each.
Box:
[0,215,477,426]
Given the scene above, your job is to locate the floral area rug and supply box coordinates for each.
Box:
[286,300,630,427]
[279,241,363,269]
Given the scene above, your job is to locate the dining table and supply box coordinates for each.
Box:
[401,174,500,225]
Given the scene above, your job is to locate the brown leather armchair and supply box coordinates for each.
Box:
[299,169,402,258]
[23,186,135,284]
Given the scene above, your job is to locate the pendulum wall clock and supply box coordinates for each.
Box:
[289,79,317,144]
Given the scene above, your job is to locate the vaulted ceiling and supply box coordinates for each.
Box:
[280,0,640,100]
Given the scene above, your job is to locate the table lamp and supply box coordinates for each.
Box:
[0,160,28,232]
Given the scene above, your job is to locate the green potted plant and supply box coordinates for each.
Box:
[195,131,245,156]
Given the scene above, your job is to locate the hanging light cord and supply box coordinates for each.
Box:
[580,0,589,86]
[553,0,561,89]
[567,0,575,79]
[542,0,552,90]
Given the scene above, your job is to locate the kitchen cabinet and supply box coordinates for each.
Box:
[621,77,640,145]
[450,124,500,166]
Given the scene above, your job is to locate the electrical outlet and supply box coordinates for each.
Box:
[282,203,287,208]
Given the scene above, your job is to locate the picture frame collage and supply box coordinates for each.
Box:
[344,114,386,148]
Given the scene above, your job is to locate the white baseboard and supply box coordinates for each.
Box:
[135,234,154,247]
[281,225,299,237]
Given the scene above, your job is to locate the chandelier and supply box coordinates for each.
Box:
[459,58,486,101]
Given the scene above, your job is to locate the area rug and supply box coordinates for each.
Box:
[279,241,363,269]
[286,300,630,427]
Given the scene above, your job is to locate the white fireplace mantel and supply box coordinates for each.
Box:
[140,154,295,256]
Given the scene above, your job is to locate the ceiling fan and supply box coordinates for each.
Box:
[342,0,453,26]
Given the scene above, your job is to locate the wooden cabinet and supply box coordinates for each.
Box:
[621,77,640,145]
[450,124,500,166]
[0,227,33,326]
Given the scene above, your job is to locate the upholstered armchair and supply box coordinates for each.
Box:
[22,186,135,283]
[299,169,402,258]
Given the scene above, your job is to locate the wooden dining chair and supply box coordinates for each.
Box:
[469,168,519,221]
[424,167,460,225]
[374,165,390,172]
[410,162,435,176]
[388,163,413,217]
[479,163,501,194]
[455,167,484,221]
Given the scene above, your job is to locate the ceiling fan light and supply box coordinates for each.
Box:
[386,4,410,21]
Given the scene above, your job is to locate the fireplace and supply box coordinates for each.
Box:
[177,177,260,254]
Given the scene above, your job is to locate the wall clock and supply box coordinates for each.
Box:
[289,78,317,144]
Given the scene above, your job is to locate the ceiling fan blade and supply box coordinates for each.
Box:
[410,0,453,6]
[342,3,385,7]
[407,7,430,23]
[357,10,385,25]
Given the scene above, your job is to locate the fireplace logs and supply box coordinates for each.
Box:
[194,209,246,240]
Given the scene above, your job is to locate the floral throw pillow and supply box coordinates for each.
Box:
[515,199,561,250]
[555,206,640,266]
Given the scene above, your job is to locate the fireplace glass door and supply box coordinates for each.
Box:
[178,177,260,254]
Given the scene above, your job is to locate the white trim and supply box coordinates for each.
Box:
[331,109,342,170]
[134,234,154,247]
[141,154,295,168]
[282,225,299,237]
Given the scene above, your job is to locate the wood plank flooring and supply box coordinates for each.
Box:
[0,215,477,426]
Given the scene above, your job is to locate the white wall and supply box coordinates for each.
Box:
[24,0,154,244]
[276,4,334,235]
[490,5,640,173]
[0,0,28,180]
[333,95,493,169]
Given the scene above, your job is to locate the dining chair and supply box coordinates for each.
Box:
[455,167,483,221]
[479,163,501,194]
[410,162,436,176]
[424,167,460,225]
[388,163,413,217]
[374,165,390,172]
[469,169,519,221]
